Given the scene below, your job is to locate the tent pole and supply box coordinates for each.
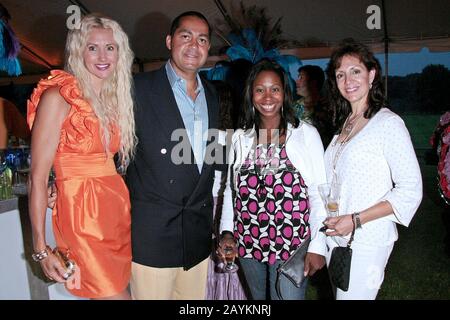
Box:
[21,45,54,69]
[384,39,388,96]
[381,0,389,96]
[68,0,90,15]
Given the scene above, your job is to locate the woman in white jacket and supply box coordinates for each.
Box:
[323,39,422,299]
[218,59,328,300]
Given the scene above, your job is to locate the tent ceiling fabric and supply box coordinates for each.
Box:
[2,0,450,77]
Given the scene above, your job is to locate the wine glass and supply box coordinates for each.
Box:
[318,182,341,217]
[221,243,239,273]
[12,169,28,195]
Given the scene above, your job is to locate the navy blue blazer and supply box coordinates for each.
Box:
[126,66,219,269]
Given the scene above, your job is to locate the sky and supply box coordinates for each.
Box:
[303,48,450,77]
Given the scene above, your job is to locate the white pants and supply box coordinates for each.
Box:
[326,238,394,300]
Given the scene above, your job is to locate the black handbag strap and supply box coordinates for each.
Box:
[347,214,356,248]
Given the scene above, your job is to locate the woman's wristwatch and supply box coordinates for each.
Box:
[353,212,362,229]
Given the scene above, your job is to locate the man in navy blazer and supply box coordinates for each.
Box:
[126,11,219,299]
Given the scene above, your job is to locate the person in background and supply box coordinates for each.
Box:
[430,111,450,206]
[294,65,324,120]
[27,14,135,299]
[219,59,327,300]
[293,65,334,148]
[323,38,422,299]
[0,2,21,76]
[0,97,30,148]
[225,59,254,128]
[205,80,247,300]
[430,111,450,257]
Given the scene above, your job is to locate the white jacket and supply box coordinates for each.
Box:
[220,122,328,256]
[324,108,423,247]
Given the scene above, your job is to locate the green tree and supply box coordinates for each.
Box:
[417,64,450,113]
[388,74,420,113]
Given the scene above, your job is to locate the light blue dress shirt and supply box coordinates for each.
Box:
[165,61,209,172]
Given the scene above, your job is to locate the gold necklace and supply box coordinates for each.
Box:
[331,110,366,183]
[342,112,364,134]
[331,115,360,178]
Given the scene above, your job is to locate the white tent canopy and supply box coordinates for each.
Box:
[2,0,449,83]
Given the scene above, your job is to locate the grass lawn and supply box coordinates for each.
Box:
[377,164,450,299]
[307,113,450,299]
[401,114,441,149]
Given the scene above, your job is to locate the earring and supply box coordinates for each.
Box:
[369,83,373,89]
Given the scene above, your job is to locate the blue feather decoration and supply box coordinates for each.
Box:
[0,20,22,76]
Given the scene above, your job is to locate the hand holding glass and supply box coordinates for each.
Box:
[219,240,239,273]
[318,183,340,217]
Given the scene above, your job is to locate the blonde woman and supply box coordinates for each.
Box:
[27,14,136,299]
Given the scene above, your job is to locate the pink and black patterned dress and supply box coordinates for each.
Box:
[235,143,310,264]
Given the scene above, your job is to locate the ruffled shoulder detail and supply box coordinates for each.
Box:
[27,70,91,129]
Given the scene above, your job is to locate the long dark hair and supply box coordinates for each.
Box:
[211,80,234,130]
[325,38,386,132]
[241,59,298,136]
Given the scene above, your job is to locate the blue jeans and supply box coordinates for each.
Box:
[239,257,308,300]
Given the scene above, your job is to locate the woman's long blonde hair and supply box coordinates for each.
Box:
[65,13,136,167]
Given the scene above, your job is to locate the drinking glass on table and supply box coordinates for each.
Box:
[318,182,341,217]
[11,149,30,196]
[12,169,28,195]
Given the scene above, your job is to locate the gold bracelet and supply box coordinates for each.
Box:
[31,246,52,262]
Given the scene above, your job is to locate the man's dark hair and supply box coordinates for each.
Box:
[298,65,325,91]
[169,11,211,39]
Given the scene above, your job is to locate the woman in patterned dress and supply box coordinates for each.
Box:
[323,39,422,299]
[218,59,328,300]
[27,14,136,299]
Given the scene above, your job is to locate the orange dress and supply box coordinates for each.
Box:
[27,70,131,298]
